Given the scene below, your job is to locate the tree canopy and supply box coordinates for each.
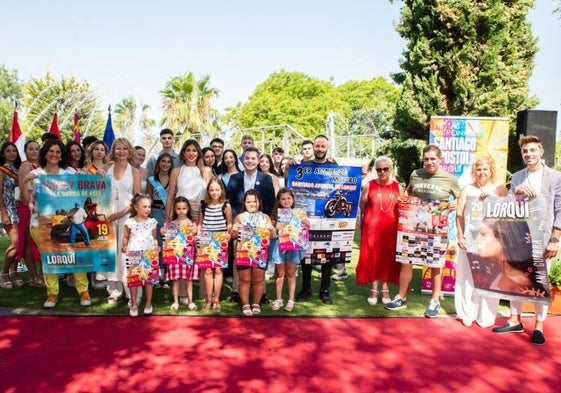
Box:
[392,0,538,141]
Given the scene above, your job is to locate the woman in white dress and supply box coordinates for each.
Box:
[456,156,508,327]
[101,138,141,304]
[165,139,212,223]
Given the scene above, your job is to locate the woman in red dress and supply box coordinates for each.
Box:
[356,156,404,305]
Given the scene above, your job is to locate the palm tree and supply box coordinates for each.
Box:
[114,96,156,146]
[160,71,220,138]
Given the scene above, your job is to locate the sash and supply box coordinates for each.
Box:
[147,176,168,203]
[0,165,18,181]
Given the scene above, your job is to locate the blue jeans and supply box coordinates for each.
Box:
[70,223,91,247]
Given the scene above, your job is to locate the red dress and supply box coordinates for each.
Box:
[355,180,400,286]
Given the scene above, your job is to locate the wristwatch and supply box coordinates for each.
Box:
[551,236,559,243]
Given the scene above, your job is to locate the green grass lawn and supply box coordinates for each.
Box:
[0,232,463,317]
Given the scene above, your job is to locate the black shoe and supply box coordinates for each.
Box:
[531,330,546,345]
[229,291,240,303]
[492,322,524,334]
[260,293,270,304]
[319,290,333,305]
[296,288,312,302]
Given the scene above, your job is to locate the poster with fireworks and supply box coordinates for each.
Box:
[161,222,196,266]
[125,250,160,287]
[286,164,362,265]
[461,195,550,305]
[235,225,271,269]
[196,230,229,269]
[277,208,310,252]
[36,174,115,274]
[395,196,452,268]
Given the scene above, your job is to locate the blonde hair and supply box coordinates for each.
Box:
[471,156,498,184]
[108,138,136,166]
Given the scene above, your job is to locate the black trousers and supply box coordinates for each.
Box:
[301,263,332,292]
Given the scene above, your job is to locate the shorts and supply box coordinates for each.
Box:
[268,238,303,265]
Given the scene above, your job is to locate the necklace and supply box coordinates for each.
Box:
[376,181,395,213]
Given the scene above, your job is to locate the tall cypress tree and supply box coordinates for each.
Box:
[392,0,538,141]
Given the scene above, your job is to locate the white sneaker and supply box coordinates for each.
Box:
[187,302,198,311]
[129,308,138,317]
[144,306,153,315]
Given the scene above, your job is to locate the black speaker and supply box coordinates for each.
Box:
[516,110,558,168]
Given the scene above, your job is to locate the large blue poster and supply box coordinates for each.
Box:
[287,164,362,264]
[36,174,116,274]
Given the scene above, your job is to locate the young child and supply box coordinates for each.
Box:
[269,188,310,312]
[197,178,233,312]
[162,196,197,311]
[122,193,159,317]
[231,190,275,316]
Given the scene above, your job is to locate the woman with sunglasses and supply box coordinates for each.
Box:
[356,156,404,305]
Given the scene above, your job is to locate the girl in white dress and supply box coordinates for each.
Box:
[122,194,159,317]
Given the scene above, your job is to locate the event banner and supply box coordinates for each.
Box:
[161,222,196,265]
[396,196,451,268]
[125,250,160,287]
[36,174,116,274]
[287,164,361,265]
[277,208,310,252]
[461,195,550,305]
[196,230,229,269]
[429,116,509,187]
[235,225,270,268]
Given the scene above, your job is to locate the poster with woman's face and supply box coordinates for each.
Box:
[462,195,550,305]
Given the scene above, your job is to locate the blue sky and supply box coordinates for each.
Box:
[2,0,559,131]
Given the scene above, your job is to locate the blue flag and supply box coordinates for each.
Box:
[103,108,115,148]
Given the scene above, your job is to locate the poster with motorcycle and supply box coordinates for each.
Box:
[395,196,451,268]
[286,164,362,265]
[36,174,116,274]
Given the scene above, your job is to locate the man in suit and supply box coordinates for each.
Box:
[227,146,275,217]
[491,135,561,345]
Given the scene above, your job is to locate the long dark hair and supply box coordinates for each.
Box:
[66,140,85,169]
[39,139,70,168]
[218,149,240,174]
[154,152,173,182]
[0,141,22,169]
[241,189,263,213]
[270,187,295,220]
[171,196,194,221]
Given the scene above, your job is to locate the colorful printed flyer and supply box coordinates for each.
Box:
[277,208,310,252]
[161,222,196,265]
[235,225,270,269]
[395,196,451,268]
[196,230,229,269]
[125,249,160,287]
[36,174,116,274]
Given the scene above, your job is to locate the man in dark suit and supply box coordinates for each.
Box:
[227,146,275,216]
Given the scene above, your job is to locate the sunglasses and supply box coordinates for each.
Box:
[376,167,391,172]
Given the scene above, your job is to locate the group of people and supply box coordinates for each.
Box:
[356,136,560,346]
[0,129,559,344]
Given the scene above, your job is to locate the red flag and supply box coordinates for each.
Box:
[49,112,62,140]
[10,109,25,158]
[73,112,81,144]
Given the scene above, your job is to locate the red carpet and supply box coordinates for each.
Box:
[1,315,560,393]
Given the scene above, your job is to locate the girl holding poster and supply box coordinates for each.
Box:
[232,190,275,316]
[122,193,159,317]
[269,188,310,312]
[197,178,232,313]
[162,197,197,312]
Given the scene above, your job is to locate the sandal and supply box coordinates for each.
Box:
[271,299,284,311]
[251,303,261,315]
[30,277,45,287]
[381,289,392,305]
[170,302,179,311]
[0,273,13,289]
[9,273,24,287]
[213,302,222,313]
[284,300,295,312]
[242,304,253,316]
[367,289,379,305]
[202,301,212,311]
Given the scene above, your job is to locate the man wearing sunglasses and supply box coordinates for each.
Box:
[385,144,460,317]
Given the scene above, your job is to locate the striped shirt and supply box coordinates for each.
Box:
[201,204,227,231]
